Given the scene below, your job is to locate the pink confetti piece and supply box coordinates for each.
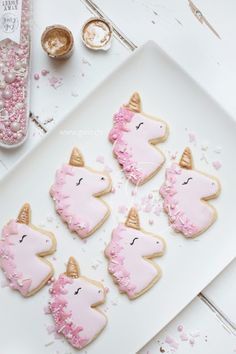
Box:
[96,155,105,164]
[212,160,222,170]
[47,325,55,335]
[177,324,183,332]
[149,219,154,225]
[189,338,195,346]
[48,76,63,89]
[118,205,128,214]
[104,165,113,173]
[1,279,9,288]
[34,73,40,80]
[188,132,196,144]
[44,306,51,314]
[154,204,163,216]
[41,69,50,76]
[165,335,179,350]
[180,332,188,341]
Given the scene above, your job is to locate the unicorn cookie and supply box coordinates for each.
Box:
[49,257,107,349]
[105,208,165,299]
[109,92,168,185]
[50,147,112,238]
[160,147,221,238]
[0,203,56,297]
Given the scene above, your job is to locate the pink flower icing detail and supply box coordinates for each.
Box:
[109,107,144,184]
[49,275,89,349]
[160,164,199,237]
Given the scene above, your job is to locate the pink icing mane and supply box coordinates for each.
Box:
[0,220,32,295]
[50,164,89,236]
[160,163,198,237]
[108,107,143,184]
[49,275,89,349]
[105,224,136,297]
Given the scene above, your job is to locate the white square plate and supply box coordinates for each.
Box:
[0,41,235,354]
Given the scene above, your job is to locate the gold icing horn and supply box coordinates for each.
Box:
[69,147,84,167]
[125,208,140,230]
[179,147,193,169]
[125,92,142,113]
[66,257,80,278]
[17,203,31,224]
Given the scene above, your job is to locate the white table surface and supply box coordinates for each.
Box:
[0,0,235,353]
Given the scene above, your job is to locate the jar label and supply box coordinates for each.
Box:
[0,0,22,44]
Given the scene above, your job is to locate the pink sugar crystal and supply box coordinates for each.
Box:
[212,160,222,170]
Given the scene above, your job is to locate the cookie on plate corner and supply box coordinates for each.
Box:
[160,147,221,238]
[108,92,169,185]
[49,257,107,349]
[105,208,165,299]
[0,203,56,297]
[50,147,112,238]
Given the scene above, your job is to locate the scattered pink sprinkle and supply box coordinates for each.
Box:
[118,205,128,214]
[44,306,51,314]
[154,203,163,216]
[189,338,195,346]
[180,332,188,341]
[131,189,137,196]
[169,150,178,160]
[212,160,222,170]
[165,335,179,350]
[111,187,116,193]
[34,73,40,80]
[1,279,9,288]
[188,132,196,144]
[189,331,200,338]
[47,325,55,335]
[105,287,110,293]
[149,219,154,225]
[104,165,113,173]
[41,69,49,76]
[177,324,183,332]
[48,76,63,89]
[148,193,153,199]
[200,154,209,164]
[96,155,105,164]
[143,203,152,213]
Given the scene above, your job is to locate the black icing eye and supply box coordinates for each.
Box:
[136,122,144,130]
[130,237,138,246]
[74,287,82,295]
[182,177,193,185]
[19,235,27,243]
[101,177,105,180]
[76,178,83,186]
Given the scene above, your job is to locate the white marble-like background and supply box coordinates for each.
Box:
[0,1,235,353]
